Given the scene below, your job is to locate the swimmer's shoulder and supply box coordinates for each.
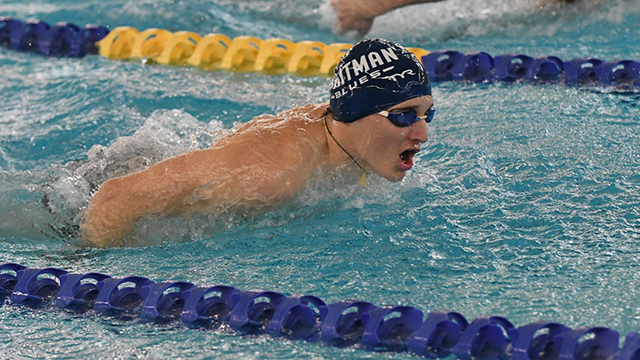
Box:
[293,103,329,116]
[243,103,328,131]
[281,104,330,137]
[281,103,329,125]
[215,104,325,145]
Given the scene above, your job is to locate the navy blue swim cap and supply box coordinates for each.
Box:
[329,38,432,123]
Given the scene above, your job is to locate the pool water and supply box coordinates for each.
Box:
[1,0,640,358]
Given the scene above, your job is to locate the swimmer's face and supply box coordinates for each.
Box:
[353,95,433,182]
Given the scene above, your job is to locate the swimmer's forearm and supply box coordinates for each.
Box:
[81,177,143,247]
[81,154,203,247]
[80,213,131,248]
[373,0,446,16]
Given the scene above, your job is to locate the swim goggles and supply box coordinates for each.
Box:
[377,107,435,127]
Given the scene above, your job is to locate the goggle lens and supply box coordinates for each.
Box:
[381,107,435,127]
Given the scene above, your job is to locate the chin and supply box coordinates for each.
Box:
[383,172,406,182]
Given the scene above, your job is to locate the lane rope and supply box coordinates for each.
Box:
[2,262,640,360]
[1,17,639,89]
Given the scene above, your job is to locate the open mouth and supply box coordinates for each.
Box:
[399,149,418,170]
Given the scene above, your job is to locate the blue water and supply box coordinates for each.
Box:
[2,0,640,358]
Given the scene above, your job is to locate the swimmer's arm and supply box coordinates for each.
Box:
[80,176,140,247]
[81,152,205,247]
[538,0,578,6]
[376,0,447,13]
[332,0,446,35]
[81,145,308,247]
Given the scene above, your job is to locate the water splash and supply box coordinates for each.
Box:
[0,110,223,244]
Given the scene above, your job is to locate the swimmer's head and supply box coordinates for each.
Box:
[329,38,432,123]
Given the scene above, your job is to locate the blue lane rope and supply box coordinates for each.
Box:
[2,262,640,360]
[1,17,639,89]
[421,51,640,90]
[0,18,107,58]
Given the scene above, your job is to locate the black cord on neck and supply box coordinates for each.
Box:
[323,109,368,185]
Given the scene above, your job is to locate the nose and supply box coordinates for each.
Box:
[408,118,428,143]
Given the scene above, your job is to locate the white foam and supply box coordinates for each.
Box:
[318,0,536,40]
[316,0,339,33]
[71,109,223,186]
[367,0,537,41]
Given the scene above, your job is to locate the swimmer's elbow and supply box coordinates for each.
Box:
[81,177,138,247]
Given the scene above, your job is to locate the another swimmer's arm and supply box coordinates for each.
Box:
[374,0,447,13]
[538,0,578,6]
[332,0,446,36]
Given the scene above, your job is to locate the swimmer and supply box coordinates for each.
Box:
[81,38,435,247]
[331,0,591,37]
